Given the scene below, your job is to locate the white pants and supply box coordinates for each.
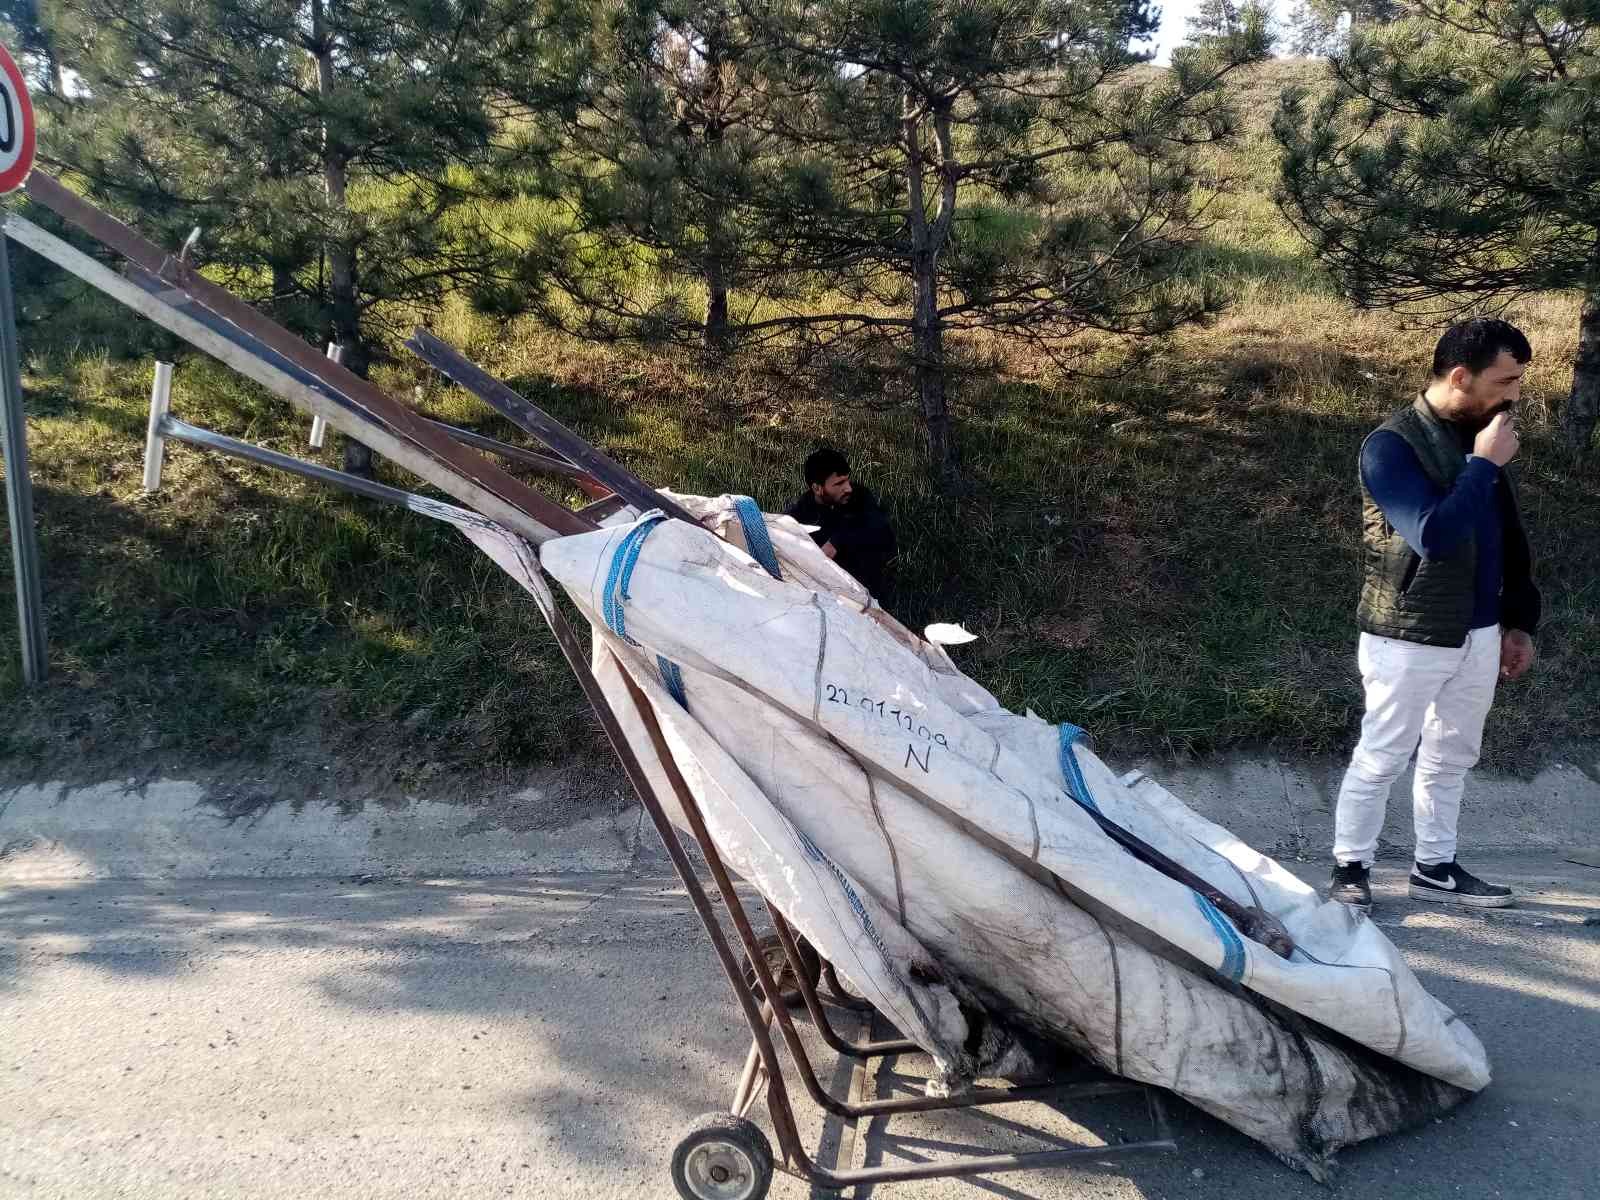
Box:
[1332,626,1501,868]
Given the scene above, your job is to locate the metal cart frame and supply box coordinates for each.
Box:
[535,607,1178,1199]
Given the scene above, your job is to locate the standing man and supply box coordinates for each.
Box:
[1329,318,1541,912]
[786,448,897,598]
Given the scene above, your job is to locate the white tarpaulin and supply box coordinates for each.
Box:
[461,494,1488,1180]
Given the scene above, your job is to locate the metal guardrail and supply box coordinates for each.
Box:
[141,360,478,527]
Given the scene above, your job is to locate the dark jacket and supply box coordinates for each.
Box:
[1356,396,1539,647]
[786,484,897,598]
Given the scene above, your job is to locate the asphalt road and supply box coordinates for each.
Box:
[3,856,1597,1199]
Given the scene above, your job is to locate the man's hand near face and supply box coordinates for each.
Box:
[1500,629,1535,680]
[1472,411,1520,467]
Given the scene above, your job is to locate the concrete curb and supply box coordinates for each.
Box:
[0,778,647,881]
[3,752,1597,881]
[1122,754,1600,863]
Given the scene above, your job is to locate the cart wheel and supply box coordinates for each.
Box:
[670,1112,774,1200]
[739,932,821,1008]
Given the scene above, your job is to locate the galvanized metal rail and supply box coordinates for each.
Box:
[0,233,45,682]
[153,415,482,527]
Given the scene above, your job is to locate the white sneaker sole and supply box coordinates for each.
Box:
[1407,881,1514,908]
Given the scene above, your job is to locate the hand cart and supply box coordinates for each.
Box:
[536,620,1180,1199]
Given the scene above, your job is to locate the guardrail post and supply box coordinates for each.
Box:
[308,341,342,449]
[142,360,173,492]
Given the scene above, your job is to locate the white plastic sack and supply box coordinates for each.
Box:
[464,496,1487,1179]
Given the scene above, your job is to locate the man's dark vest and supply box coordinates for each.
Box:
[1356,396,1526,648]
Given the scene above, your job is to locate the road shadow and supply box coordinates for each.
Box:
[3,860,1597,1195]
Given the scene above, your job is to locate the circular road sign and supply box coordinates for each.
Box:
[0,43,37,194]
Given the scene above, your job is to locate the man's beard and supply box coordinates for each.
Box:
[1460,400,1515,435]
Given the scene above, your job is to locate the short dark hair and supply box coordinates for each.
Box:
[1432,318,1532,379]
[803,447,850,487]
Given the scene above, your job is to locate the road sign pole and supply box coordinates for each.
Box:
[0,41,47,682]
[0,230,46,682]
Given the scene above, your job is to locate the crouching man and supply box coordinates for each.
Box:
[786,448,897,599]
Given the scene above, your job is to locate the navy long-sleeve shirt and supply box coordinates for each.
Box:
[1360,430,1507,630]
[786,484,897,597]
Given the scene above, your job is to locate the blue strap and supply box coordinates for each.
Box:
[1060,721,1246,982]
[657,655,688,710]
[602,513,689,707]
[732,496,782,580]
[616,517,663,607]
[1193,892,1247,982]
[599,526,635,637]
[1057,723,1099,813]
[602,513,667,645]
[794,827,895,976]
[601,519,653,638]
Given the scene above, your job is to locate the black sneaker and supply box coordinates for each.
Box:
[1329,861,1372,912]
[1408,859,1514,908]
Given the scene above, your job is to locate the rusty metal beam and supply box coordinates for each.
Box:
[4,214,571,545]
[406,329,702,526]
[22,170,588,539]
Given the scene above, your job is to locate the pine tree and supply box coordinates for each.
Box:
[540,1,1266,480]
[746,0,1269,478]
[1344,0,1404,31]
[1284,1,1341,56]
[0,0,68,95]
[1187,0,1243,46]
[1275,2,1600,452]
[1283,2,1405,58]
[32,0,582,471]
[529,0,778,352]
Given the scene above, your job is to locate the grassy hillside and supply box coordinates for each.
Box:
[2,59,1595,793]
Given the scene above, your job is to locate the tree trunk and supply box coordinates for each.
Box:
[312,0,371,476]
[700,33,730,353]
[271,261,298,330]
[901,98,958,482]
[703,261,730,351]
[15,1,63,98]
[1566,282,1600,455]
[265,153,302,333]
[911,255,952,478]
